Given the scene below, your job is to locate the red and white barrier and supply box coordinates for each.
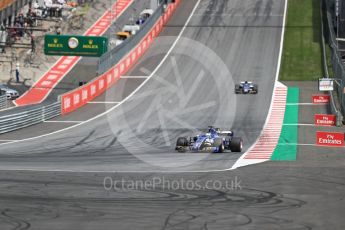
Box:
[314,114,336,126]
[312,95,330,104]
[61,0,181,114]
[316,131,344,147]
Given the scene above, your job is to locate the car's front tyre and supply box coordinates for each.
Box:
[213,138,224,153]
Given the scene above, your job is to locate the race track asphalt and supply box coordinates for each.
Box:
[3,1,336,230]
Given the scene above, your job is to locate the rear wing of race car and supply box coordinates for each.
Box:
[218,131,234,136]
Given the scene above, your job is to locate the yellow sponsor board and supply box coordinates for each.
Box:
[82,44,99,49]
[47,43,64,48]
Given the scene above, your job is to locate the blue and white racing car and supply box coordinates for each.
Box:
[235,81,258,94]
[175,127,243,153]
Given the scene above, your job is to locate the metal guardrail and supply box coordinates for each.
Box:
[323,0,345,117]
[98,3,165,74]
[321,0,344,125]
[0,95,7,110]
[321,0,337,113]
[0,102,61,134]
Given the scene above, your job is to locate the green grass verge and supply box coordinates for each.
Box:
[280,0,323,81]
[271,88,299,161]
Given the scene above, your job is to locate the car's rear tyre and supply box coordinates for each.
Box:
[229,137,243,152]
[253,84,258,94]
[176,137,188,146]
[176,137,189,152]
[235,85,241,94]
[214,138,224,153]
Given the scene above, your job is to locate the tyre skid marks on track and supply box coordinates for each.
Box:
[1,209,31,230]
[0,186,308,229]
[160,188,309,230]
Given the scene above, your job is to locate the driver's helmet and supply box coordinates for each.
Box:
[208,128,216,133]
[244,81,248,84]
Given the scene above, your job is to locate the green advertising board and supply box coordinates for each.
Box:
[44,35,108,57]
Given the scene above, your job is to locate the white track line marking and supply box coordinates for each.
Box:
[44,120,83,123]
[286,103,320,105]
[283,123,314,126]
[87,101,120,104]
[0,105,16,113]
[120,76,149,79]
[0,168,240,173]
[193,13,284,17]
[278,143,345,147]
[0,140,18,142]
[278,143,313,146]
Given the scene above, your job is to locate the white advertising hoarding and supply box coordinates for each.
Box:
[319,78,334,91]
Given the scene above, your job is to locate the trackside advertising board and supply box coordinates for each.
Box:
[316,131,344,147]
[314,114,336,126]
[312,95,330,104]
[318,78,334,91]
[44,35,108,57]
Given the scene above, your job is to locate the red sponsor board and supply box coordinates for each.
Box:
[61,0,181,114]
[312,95,330,104]
[314,114,336,126]
[316,131,344,147]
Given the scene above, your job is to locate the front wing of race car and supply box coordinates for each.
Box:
[175,137,222,153]
[176,145,221,153]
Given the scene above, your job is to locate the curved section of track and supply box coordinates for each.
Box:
[0,0,285,172]
[1,0,284,171]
